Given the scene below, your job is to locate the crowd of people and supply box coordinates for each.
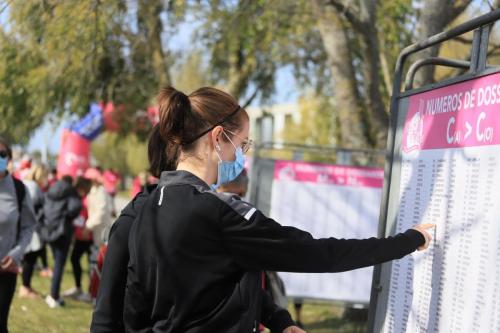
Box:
[0,137,123,333]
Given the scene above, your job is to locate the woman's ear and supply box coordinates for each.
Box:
[210,126,224,150]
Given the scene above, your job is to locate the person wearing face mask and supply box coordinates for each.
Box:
[19,164,49,299]
[123,87,434,333]
[0,137,36,333]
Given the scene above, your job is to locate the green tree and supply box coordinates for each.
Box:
[282,93,339,146]
[0,0,185,143]
[91,132,149,176]
[197,0,481,149]
[1,0,490,151]
[195,0,323,106]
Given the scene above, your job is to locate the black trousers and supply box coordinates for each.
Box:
[21,249,43,288]
[49,234,72,300]
[70,240,93,289]
[0,272,17,333]
[39,244,48,269]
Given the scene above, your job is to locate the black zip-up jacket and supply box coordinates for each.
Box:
[124,170,425,333]
[91,186,154,333]
[91,185,294,333]
[42,180,82,242]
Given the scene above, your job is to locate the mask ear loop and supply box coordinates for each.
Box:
[214,130,224,162]
[214,130,239,163]
[222,130,238,150]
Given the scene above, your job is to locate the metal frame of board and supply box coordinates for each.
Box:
[367,9,500,332]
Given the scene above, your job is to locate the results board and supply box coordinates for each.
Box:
[269,160,384,303]
[380,72,500,332]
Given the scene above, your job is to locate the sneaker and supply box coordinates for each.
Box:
[76,293,92,303]
[62,287,82,298]
[45,295,64,308]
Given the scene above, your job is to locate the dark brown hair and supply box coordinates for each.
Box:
[0,136,12,159]
[74,176,92,195]
[148,87,248,177]
[61,175,74,184]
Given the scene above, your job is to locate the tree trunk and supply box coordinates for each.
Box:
[358,0,388,148]
[138,0,171,87]
[311,0,370,148]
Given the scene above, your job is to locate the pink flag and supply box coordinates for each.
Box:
[57,129,91,179]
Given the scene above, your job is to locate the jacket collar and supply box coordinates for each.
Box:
[158,170,211,191]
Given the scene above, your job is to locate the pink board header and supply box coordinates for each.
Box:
[274,160,384,188]
[403,71,500,152]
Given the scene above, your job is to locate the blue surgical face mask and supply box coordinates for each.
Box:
[0,156,8,173]
[212,132,245,189]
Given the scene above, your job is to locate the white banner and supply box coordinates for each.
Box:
[269,160,383,303]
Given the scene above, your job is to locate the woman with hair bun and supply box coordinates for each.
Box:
[99,86,434,333]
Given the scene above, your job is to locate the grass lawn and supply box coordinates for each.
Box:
[9,256,93,333]
[8,253,366,333]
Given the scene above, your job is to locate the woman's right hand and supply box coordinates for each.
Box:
[1,256,19,273]
[412,223,435,251]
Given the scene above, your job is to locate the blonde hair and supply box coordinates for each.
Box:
[26,164,49,185]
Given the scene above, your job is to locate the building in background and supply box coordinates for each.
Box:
[246,103,300,144]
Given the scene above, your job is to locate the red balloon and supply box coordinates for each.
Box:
[101,102,122,132]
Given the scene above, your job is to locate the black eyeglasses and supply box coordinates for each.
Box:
[0,151,8,159]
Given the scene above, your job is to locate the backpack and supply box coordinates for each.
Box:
[12,177,26,242]
[40,196,69,242]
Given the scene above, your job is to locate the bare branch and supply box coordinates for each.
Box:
[487,45,500,57]
[0,0,14,15]
[241,88,259,109]
[325,0,367,32]
[379,48,392,94]
[453,36,474,44]
[453,35,500,51]
[434,43,500,82]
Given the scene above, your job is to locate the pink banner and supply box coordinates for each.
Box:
[274,160,384,188]
[57,129,91,179]
[403,72,500,152]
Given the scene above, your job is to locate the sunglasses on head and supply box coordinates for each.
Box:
[0,151,8,159]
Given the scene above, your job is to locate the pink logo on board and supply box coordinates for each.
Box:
[404,99,424,153]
